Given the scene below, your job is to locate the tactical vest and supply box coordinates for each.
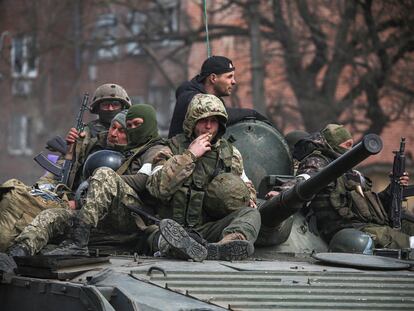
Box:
[168,134,234,227]
[117,138,164,175]
[308,151,389,236]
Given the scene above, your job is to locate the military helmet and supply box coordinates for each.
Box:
[203,173,250,219]
[90,84,132,114]
[329,228,374,255]
[82,150,126,179]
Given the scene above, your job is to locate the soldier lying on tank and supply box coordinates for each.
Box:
[38,83,132,191]
[146,93,261,262]
[291,124,413,250]
[0,111,129,253]
[6,104,165,257]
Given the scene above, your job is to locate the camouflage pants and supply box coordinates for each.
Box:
[15,167,148,255]
[78,167,143,233]
[361,219,414,248]
[149,207,261,254]
[15,208,75,255]
[196,207,261,243]
[0,179,68,252]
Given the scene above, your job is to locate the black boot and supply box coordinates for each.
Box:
[44,218,91,256]
[7,243,30,257]
[158,219,207,262]
[206,233,254,261]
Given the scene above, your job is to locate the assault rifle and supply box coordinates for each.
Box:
[34,136,67,176]
[60,93,89,187]
[33,93,89,187]
[389,137,406,229]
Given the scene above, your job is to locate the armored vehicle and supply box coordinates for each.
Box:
[2,117,414,311]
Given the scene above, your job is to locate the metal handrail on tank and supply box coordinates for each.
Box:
[259,134,383,228]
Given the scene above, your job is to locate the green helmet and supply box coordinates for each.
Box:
[203,173,250,219]
[329,228,374,255]
[90,83,132,114]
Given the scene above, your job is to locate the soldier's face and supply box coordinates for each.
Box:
[194,116,219,139]
[107,121,127,145]
[126,118,144,129]
[100,101,122,111]
[339,139,354,150]
[211,71,236,97]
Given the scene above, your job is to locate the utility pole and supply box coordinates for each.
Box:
[248,1,266,116]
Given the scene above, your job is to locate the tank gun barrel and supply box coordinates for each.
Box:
[259,134,383,228]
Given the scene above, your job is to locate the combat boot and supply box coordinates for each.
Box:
[158,219,208,262]
[7,243,30,257]
[206,232,254,261]
[44,218,91,256]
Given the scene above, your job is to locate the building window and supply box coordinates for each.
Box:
[12,79,33,96]
[11,35,38,78]
[94,14,119,60]
[161,4,179,34]
[126,11,146,55]
[8,115,33,155]
[151,2,180,46]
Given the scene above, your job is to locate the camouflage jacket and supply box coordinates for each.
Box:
[149,93,256,226]
[298,148,392,240]
[148,138,255,196]
[121,138,166,196]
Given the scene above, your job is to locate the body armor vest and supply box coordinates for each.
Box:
[168,134,233,227]
[308,151,389,238]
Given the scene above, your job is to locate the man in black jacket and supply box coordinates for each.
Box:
[168,56,266,138]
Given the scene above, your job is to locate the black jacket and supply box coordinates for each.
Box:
[168,77,268,138]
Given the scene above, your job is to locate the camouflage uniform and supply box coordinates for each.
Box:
[14,105,164,255]
[0,179,69,252]
[146,94,260,251]
[298,135,414,248]
[0,122,108,253]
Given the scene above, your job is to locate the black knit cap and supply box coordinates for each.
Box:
[196,56,235,82]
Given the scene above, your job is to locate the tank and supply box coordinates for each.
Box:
[223,119,293,197]
[2,116,414,311]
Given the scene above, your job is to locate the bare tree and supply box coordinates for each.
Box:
[172,0,414,134]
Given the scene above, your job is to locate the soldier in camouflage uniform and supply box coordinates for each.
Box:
[7,104,164,256]
[39,83,132,191]
[146,93,261,261]
[0,89,130,252]
[298,124,414,249]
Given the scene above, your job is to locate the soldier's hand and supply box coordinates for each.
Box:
[188,133,212,158]
[400,172,409,186]
[265,190,280,200]
[65,128,85,145]
[68,200,77,210]
[249,199,257,209]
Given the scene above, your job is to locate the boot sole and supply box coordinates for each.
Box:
[159,219,207,262]
[207,240,254,261]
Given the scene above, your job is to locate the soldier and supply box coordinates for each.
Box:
[168,56,266,138]
[0,111,129,252]
[147,93,261,261]
[41,83,132,190]
[7,104,165,256]
[297,124,414,249]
